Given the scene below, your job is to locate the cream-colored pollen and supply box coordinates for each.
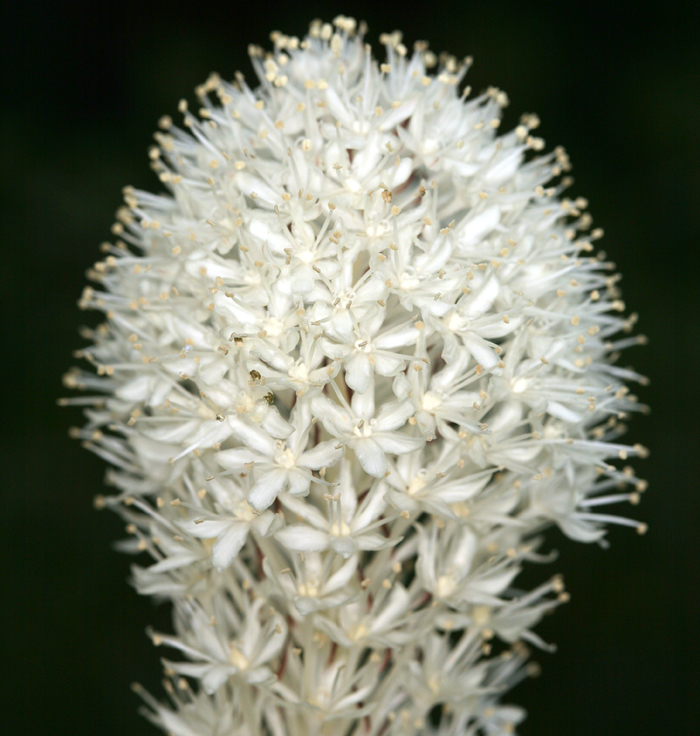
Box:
[275,447,296,469]
[228,643,249,670]
[422,391,443,412]
[435,574,458,598]
[330,520,350,536]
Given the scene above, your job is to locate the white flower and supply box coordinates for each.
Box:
[311,379,423,477]
[151,598,287,693]
[274,473,396,559]
[216,403,344,510]
[66,16,648,736]
[182,500,279,571]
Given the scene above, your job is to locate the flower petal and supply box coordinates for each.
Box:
[227,416,277,456]
[211,522,249,571]
[353,438,386,477]
[251,510,282,537]
[215,447,268,470]
[279,493,328,529]
[373,432,425,455]
[249,469,288,510]
[324,553,359,593]
[372,352,405,376]
[202,665,234,694]
[330,535,357,558]
[298,440,345,470]
[375,399,415,431]
[275,525,330,552]
[457,206,500,248]
[286,468,311,496]
[310,395,354,434]
[463,333,500,369]
[345,352,372,394]
[260,406,293,439]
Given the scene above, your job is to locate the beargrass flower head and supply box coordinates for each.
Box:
[64,15,648,736]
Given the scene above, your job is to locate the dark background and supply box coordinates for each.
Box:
[2,1,698,734]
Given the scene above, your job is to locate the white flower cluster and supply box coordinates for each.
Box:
[64,16,648,736]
